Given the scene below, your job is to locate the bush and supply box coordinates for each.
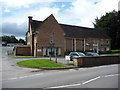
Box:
[64,50,72,55]
[99,51,112,54]
[17,54,24,56]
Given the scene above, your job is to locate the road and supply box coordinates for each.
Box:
[2,64,119,88]
[1,47,120,89]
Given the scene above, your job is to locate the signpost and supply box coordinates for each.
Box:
[65,55,70,64]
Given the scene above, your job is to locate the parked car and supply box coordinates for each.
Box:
[69,52,85,61]
[84,52,99,56]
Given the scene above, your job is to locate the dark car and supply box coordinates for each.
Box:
[69,52,85,61]
[84,52,99,56]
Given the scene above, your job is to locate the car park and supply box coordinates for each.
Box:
[69,52,85,61]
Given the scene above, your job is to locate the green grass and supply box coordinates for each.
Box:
[111,50,120,52]
[113,53,120,55]
[8,53,14,55]
[100,50,120,54]
[67,63,74,65]
[16,56,33,57]
[17,59,65,68]
[111,50,120,55]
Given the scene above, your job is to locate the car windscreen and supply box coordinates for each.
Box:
[78,53,85,56]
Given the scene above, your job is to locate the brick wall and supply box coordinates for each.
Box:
[14,46,30,56]
[65,38,111,54]
[35,15,65,56]
[73,55,120,67]
[66,38,72,51]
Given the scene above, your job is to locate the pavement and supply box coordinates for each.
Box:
[1,47,120,89]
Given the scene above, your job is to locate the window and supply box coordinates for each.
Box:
[72,39,75,51]
[93,40,98,44]
[82,40,84,47]
[72,39,76,51]
[50,33,54,44]
[107,40,109,44]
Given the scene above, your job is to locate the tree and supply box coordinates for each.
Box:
[18,38,25,44]
[1,35,18,43]
[93,10,120,49]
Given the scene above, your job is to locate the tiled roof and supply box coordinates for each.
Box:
[60,24,110,39]
[31,20,110,39]
[31,20,42,32]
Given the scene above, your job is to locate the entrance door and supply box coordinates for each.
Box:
[43,47,60,56]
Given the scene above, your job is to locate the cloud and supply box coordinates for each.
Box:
[2,22,27,38]
[4,8,10,13]
[1,0,73,8]
[57,0,118,27]
[1,0,119,39]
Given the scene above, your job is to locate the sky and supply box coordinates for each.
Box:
[1,0,119,40]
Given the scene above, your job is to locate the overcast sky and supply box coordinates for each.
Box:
[1,0,119,40]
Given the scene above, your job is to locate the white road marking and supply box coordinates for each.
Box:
[9,77,18,80]
[82,76,101,85]
[102,74,120,77]
[50,83,81,88]
[5,73,44,81]
[48,73,119,88]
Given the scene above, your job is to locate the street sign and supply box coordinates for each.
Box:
[65,55,70,61]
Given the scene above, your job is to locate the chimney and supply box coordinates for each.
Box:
[28,16,33,23]
[28,16,33,32]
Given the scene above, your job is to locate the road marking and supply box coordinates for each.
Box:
[82,76,100,85]
[5,73,44,81]
[48,73,119,88]
[50,83,81,88]
[102,74,120,77]
[9,77,18,80]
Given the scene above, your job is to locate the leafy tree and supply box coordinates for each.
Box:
[1,35,18,43]
[18,38,25,44]
[93,10,120,49]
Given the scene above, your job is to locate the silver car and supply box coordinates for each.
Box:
[69,52,85,61]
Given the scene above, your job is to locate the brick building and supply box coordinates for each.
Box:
[25,14,111,57]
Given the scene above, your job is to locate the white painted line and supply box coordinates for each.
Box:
[50,83,81,88]
[6,73,44,81]
[82,76,101,85]
[103,74,120,77]
[9,77,18,80]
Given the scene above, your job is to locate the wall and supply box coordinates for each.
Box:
[14,47,30,56]
[73,55,120,67]
[65,38,111,52]
[35,15,65,56]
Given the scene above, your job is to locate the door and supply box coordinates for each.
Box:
[43,47,60,56]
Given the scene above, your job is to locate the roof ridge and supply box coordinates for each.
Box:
[32,20,42,22]
[32,19,96,30]
[59,23,95,30]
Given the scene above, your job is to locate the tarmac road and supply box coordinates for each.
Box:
[1,47,120,89]
[2,64,119,88]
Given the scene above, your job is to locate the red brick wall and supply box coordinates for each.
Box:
[66,38,72,51]
[35,15,65,56]
[14,47,30,56]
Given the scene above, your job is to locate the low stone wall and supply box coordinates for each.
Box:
[73,55,120,67]
[14,46,30,56]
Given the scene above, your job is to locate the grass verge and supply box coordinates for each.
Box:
[17,59,65,68]
[8,53,14,55]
